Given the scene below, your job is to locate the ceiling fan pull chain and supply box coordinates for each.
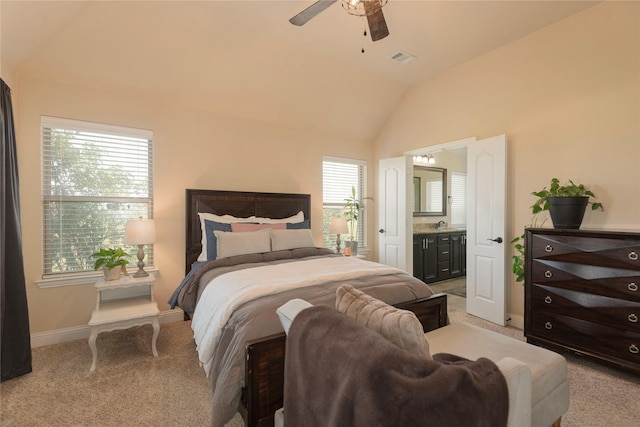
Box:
[362,17,367,53]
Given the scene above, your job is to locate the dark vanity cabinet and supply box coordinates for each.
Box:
[524,228,640,373]
[413,234,437,283]
[413,231,466,284]
[450,232,467,278]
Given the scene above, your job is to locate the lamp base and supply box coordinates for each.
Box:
[133,244,149,277]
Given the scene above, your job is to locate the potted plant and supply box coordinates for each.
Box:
[511,178,605,282]
[343,186,373,256]
[91,247,131,281]
[531,178,604,229]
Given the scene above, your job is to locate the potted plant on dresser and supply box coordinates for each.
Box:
[343,186,372,256]
[91,247,131,281]
[530,178,604,229]
[511,178,604,282]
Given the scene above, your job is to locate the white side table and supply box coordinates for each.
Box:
[88,274,159,372]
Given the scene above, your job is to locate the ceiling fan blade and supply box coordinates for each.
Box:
[289,0,338,26]
[364,0,389,41]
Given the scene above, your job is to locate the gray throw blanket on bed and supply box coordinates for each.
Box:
[284,305,508,427]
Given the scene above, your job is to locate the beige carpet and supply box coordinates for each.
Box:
[1,296,638,427]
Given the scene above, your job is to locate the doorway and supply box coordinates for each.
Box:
[404,135,508,325]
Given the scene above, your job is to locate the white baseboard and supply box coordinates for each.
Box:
[509,313,524,330]
[30,308,185,348]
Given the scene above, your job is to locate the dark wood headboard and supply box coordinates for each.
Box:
[185,189,311,273]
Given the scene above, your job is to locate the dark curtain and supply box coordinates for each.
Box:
[1,78,32,382]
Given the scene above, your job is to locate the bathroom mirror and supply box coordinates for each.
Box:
[413,166,446,216]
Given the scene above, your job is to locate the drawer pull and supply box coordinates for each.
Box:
[630,344,639,354]
[544,245,553,253]
[630,251,639,261]
[544,296,553,304]
[442,251,449,255]
[544,271,553,278]
[629,283,639,292]
[545,322,553,330]
[629,314,638,323]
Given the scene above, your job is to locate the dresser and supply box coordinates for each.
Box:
[524,228,640,373]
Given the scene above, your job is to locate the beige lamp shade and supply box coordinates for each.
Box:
[124,218,156,245]
[330,217,348,235]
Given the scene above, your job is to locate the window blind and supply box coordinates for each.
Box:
[41,116,154,276]
[322,157,367,249]
[451,171,467,227]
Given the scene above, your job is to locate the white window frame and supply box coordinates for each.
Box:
[40,116,154,283]
[322,156,368,251]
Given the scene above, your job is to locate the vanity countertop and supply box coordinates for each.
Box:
[413,226,466,234]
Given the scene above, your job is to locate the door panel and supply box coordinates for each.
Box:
[378,157,411,271]
[466,135,507,325]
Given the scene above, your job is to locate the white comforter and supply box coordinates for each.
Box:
[191,256,402,376]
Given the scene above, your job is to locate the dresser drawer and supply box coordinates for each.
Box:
[530,311,640,365]
[531,234,640,270]
[531,284,640,333]
[437,246,450,261]
[531,260,640,302]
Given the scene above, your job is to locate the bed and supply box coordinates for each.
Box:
[171,189,448,427]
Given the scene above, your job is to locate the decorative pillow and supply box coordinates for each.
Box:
[197,212,255,261]
[231,222,287,232]
[214,228,272,259]
[335,284,431,359]
[286,219,310,229]
[204,220,232,261]
[254,211,304,224]
[270,229,315,251]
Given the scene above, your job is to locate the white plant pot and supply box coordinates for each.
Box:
[102,267,122,281]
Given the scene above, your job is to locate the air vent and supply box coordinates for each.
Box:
[390,51,416,64]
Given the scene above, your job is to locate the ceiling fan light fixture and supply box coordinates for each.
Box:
[342,0,388,17]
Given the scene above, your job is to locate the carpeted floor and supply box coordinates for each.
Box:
[1,295,638,427]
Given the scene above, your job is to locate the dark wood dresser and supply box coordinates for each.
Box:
[524,228,640,373]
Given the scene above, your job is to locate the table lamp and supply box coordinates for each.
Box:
[124,217,156,277]
[329,217,348,254]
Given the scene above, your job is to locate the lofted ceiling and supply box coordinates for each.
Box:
[1,0,598,141]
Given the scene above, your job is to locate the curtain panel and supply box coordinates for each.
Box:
[1,78,32,381]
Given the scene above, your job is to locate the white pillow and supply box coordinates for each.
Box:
[214,228,272,259]
[197,211,305,261]
[270,229,315,251]
[253,211,304,224]
[197,212,256,261]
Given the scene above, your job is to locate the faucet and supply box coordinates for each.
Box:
[435,220,446,229]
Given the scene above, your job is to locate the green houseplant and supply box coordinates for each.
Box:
[511,178,605,282]
[343,186,373,256]
[91,247,131,281]
[531,178,604,229]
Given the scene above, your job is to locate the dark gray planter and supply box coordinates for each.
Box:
[548,196,589,229]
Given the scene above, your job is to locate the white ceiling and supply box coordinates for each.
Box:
[1,0,598,140]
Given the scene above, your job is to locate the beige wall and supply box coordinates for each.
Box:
[15,74,374,333]
[374,2,640,320]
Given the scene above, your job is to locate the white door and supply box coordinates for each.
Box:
[378,157,412,272]
[466,134,507,325]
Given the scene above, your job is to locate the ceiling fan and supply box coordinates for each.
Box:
[289,0,390,42]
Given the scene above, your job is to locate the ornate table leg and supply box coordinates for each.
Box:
[88,327,99,372]
[151,317,160,357]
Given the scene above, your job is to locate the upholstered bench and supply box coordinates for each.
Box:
[275,296,569,427]
[426,322,569,427]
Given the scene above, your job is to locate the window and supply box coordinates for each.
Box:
[450,171,467,227]
[322,157,368,250]
[42,116,153,277]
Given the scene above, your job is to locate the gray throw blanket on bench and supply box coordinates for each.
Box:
[284,305,508,427]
